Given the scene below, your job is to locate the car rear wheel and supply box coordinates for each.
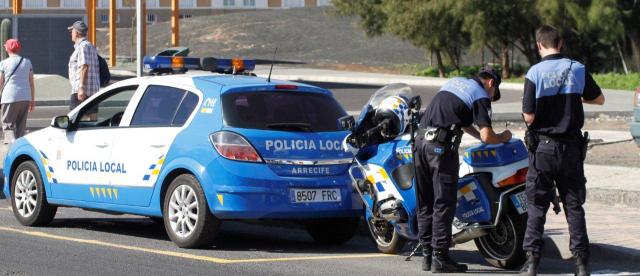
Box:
[305,217,360,245]
[163,174,220,248]
[10,161,57,226]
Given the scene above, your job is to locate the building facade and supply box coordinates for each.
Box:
[0,0,332,27]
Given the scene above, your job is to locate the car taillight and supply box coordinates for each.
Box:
[275,84,298,90]
[209,131,263,163]
[497,168,528,187]
[634,88,640,108]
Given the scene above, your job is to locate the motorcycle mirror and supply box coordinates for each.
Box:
[338,115,356,131]
[409,96,422,111]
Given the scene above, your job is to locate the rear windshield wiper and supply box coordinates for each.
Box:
[266,123,313,132]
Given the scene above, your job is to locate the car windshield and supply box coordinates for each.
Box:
[221,91,347,132]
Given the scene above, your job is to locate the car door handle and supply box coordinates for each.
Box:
[96,142,109,148]
[150,144,165,148]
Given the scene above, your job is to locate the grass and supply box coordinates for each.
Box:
[414,65,640,91]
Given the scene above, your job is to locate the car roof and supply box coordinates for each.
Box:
[113,72,331,96]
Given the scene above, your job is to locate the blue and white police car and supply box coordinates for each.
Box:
[1,57,361,248]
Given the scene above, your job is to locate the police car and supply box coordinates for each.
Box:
[1,57,361,248]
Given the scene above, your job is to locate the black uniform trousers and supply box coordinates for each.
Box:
[523,137,590,255]
[414,135,459,250]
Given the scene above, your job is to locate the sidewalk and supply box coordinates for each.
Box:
[542,202,640,264]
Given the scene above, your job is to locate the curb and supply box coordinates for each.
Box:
[542,234,640,266]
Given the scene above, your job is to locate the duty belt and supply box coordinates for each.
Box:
[536,132,581,143]
[418,126,462,144]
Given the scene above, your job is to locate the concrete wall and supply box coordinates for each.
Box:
[14,16,83,76]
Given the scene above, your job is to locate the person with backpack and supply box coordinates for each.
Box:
[67,21,100,119]
[0,39,35,144]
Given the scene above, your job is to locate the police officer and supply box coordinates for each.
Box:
[519,25,605,276]
[415,66,511,273]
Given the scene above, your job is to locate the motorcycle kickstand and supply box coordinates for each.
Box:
[405,242,422,261]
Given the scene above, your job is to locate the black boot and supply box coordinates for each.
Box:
[422,246,432,271]
[574,251,590,276]
[519,251,540,276]
[431,248,468,273]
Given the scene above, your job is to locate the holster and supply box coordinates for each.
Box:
[419,126,462,152]
[579,131,590,161]
[524,129,539,153]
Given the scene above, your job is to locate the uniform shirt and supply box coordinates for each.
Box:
[0,55,33,104]
[421,77,492,129]
[68,38,100,97]
[523,54,602,135]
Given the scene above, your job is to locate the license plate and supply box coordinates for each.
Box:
[291,188,341,203]
[510,191,528,214]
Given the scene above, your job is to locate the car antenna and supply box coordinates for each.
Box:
[267,47,278,83]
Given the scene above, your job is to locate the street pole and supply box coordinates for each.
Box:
[136,0,143,77]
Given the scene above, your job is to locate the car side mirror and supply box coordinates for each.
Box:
[338,115,355,131]
[51,115,70,130]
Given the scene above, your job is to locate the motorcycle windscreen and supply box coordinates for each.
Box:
[355,83,415,130]
[221,91,352,177]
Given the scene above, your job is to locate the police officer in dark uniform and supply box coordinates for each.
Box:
[415,66,512,273]
[519,25,605,276]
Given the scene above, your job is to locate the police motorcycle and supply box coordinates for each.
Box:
[339,84,529,268]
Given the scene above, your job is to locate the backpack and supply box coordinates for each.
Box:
[97,55,111,87]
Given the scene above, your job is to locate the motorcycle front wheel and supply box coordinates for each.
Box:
[365,210,407,254]
[473,206,526,269]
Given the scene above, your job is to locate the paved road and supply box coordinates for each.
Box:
[26,82,523,130]
[0,200,635,276]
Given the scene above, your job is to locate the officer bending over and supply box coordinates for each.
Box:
[519,25,604,276]
[415,66,511,273]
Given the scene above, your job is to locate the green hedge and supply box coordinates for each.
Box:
[592,73,640,91]
[415,66,640,91]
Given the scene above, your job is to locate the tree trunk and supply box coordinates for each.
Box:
[501,40,510,79]
[435,49,446,78]
[629,31,640,72]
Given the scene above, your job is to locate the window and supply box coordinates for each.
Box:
[179,0,196,8]
[98,0,122,8]
[22,0,46,8]
[131,86,198,127]
[61,0,84,8]
[76,86,138,129]
[147,14,156,24]
[282,0,303,8]
[100,14,120,24]
[243,0,255,7]
[222,92,347,132]
[173,93,199,126]
[317,0,331,6]
[146,0,159,8]
[223,0,235,7]
[0,0,9,8]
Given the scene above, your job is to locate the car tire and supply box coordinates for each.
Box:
[305,217,360,245]
[163,174,220,248]
[10,161,57,226]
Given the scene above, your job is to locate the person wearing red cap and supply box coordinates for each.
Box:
[0,38,35,144]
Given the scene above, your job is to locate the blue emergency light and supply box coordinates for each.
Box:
[201,57,256,74]
[143,55,256,75]
[143,55,201,74]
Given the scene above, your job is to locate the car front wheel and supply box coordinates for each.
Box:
[163,174,220,248]
[11,161,57,226]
